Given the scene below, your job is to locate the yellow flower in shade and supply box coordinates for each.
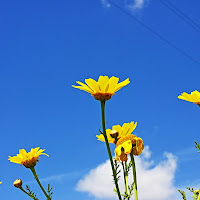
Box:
[8,147,49,168]
[178,90,200,106]
[96,121,137,144]
[72,76,130,101]
[115,134,144,162]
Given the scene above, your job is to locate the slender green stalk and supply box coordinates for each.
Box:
[30,167,50,200]
[19,187,36,199]
[122,162,129,200]
[100,101,122,200]
[130,151,138,200]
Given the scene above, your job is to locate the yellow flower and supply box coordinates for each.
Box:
[0,182,2,184]
[96,121,137,143]
[178,90,200,106]
[8,147,49,168]
[115,134,144,162]
[72,76,130,101]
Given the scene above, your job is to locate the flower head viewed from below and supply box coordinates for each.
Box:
[96,121,137,143]
[178,90,200,106]
[8,147,49,168]
[115,134,144,162]
[72,76,130,101]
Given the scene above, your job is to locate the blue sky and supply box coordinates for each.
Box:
[0,0,200,199]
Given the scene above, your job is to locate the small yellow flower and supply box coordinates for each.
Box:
[96,121,137,143]
[115,134,144,162]
[178,90,200,106]
[0,182,2,184]
[8,147,49,168]
[72,76,130,101]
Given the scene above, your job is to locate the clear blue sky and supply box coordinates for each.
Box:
[0,0,200,199]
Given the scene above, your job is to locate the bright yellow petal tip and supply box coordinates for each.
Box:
[0,182,2,184]
[178,90,200,106]
[72,76,130,101]
[96,121,137,144]
[8,147,49,168]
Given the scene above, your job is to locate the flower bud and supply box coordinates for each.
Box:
[110,130,119,139]
[13,179,22,188]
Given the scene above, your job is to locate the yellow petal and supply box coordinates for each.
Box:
[72,85,93,94]
[121,123,130,136]
[98,76,109,93]
[85,78,100,93]
[180,92,195,102]
[115,145,122,161]
[96,130,115,143]
[76,81,93,93]
[127,122,137,135]
[112,125,122,136]
[113,78,130,93]
[8,156,23,164]
[19,149,27,158]
[122,140,132,154]
[107,76,119,93]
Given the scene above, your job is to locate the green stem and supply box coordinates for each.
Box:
[130,151,138,200]
[30,167,50,200]
[100,101,122,200]
[122,162,129,200]
[19,187,36,199]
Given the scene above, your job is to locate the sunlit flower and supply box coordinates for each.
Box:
[8,147,49,168]
[96,121,137,143]
[72,76,130,101]
[178,90,200,106]
[115,134,144,162]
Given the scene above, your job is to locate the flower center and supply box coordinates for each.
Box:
[92,93,113,101]
[21,157,39,168]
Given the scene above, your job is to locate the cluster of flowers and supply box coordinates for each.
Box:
[2,75,200,200]
[73,76,144,162]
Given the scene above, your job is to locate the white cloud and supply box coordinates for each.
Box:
[76,146,178,200]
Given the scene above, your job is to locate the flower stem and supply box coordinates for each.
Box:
[30,167,50,200]
[122,162,129,200]
[130,151,138,200]
[100,101,122,200]
[19,187,36,199]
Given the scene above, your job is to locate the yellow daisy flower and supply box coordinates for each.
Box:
[178,90,200,106]
[72,76,130,101]
[115,134,144,162]
[96,121,137,143]
[8,147,49,168]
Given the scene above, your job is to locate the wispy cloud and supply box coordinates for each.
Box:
[76,146,178,200]
[101,0,149,12]
[25,171,80,185]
